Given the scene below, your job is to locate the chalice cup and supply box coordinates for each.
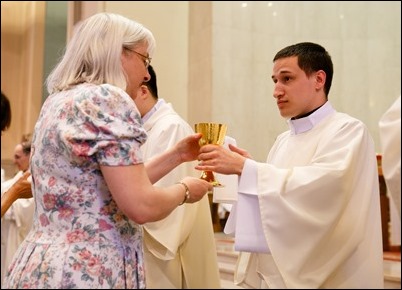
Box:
[194,122,227,187]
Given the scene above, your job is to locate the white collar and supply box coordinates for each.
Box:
[287,101,335,135]
[142,99,166,123]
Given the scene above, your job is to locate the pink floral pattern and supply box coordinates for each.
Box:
[4,84,147,289]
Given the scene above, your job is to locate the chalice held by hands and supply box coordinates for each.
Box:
[194,122,227,187]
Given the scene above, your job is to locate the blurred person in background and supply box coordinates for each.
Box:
[379,95,401,248]
[134,65,220,288]
[1,91,12,136]
[379,95,401,218]
[1,134,34,287]
[1,91,12,183]
[1,92,32,219]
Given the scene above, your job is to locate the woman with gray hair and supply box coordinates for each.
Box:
[3,13,212,289]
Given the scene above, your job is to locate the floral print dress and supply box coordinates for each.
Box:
[4,83,148,289]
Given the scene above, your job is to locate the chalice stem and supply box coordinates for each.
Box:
[200,170,215,183]
[200,170,223,187]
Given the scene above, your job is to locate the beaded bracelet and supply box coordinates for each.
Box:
[176,182,190,205]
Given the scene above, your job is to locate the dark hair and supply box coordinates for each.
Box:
[273,42,333,97]
[1,91,12,132]
[143,65,158,99]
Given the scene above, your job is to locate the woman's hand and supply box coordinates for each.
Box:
[179,176,213,204]
[174,133,203,163]
[145,133,203,185]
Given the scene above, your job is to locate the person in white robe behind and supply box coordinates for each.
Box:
[379,95,401,219]
[197,42,384,289]
[134,65,221,289]
[1,138,34,287]
[379,95,401,247]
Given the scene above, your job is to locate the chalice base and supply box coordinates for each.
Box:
[200,170,224,187]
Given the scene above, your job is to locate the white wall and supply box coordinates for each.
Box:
[3,1,398,175]
[210,1,401,160]
[104,1,190,120]
[95,1,400,161]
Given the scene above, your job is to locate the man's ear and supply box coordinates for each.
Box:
[139,85,149,99]
[315,70,326,91]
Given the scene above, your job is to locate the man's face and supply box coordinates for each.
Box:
[271,56,320,119]
[13,144,30,172]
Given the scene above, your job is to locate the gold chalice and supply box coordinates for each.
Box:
[194,122,227,187]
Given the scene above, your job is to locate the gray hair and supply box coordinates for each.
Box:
[46,13,156,94]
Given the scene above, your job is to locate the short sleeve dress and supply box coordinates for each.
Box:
[4,83,148,289]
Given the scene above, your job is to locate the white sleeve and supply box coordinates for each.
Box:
[225,158,270,253]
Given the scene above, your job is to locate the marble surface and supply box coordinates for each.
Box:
[215,232,401,289]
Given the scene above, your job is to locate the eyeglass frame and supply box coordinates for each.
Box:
[124,47,152,68]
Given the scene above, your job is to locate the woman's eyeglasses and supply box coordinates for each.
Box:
[125,48,151,68]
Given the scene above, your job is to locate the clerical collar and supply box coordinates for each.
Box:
[142,99,166,123]
[291,104,323,120]
[287,101,335,135]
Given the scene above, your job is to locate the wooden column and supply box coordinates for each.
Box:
[377,154,390,251]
